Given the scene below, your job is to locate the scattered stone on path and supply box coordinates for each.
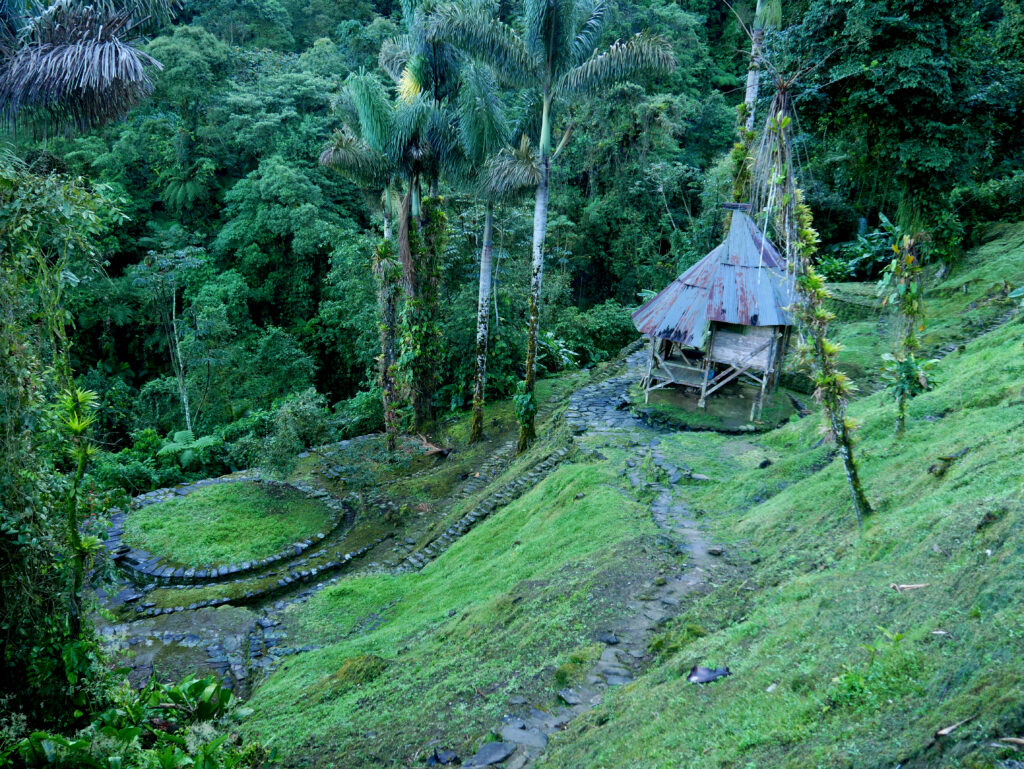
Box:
[596,631,619,645]
[500,726,548,749]
[557,688,582,706]
[465,742,516,767]
[426,748,459,766]
[707,546,724,556]
[509,695,527,706]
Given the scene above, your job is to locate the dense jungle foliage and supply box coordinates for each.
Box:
[2,0,1024,763]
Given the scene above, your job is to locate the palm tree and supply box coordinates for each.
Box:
[0,0,178,131]
[457,60,531,444]
[742,0,781,132]
[322,71,457,429]
[432,0,675,452]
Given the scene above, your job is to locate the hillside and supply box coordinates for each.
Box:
[233,224,1024,767]
[4,0,1024,764]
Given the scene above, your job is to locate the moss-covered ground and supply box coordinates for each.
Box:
[234,226,1024,768]
[123,482,333,567]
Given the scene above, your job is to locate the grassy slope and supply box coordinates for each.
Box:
[537,227,1024,769]
[244,461,667,766]
[123,482,332,567]
[243,224,1024,768]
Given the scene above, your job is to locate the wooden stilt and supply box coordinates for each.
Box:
[643,336,656,403]
[697,327,715,409]
[751,328,780,421]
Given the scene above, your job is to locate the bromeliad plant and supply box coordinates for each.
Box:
[881,353,935,435]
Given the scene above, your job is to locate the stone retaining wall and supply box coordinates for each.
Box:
[396,446,572,573]
[109,476,350,587]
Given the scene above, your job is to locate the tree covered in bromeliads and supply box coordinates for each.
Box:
[432,0,676,453]
[877,218,935,436]
[755,74,873,527]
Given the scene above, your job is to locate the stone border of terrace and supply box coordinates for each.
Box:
[107,475,350,586]
[130,534,390,617]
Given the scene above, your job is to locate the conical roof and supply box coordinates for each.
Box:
[631,211,793,348]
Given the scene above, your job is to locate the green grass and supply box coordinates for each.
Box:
[290,376,585,519]
[238,230,1024,768]
[123,482,333,567]
[243,461,668,767]
[534,252,1024,769]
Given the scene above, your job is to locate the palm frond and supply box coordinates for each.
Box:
[0,0,181,130]
[480,133,539,200]
[558,31,675,97]
[346,71,396,157]
[426,98,461,178]
[457,60,509,165]
[379,34,410,82]
[389,93,431,168]
[755,0,782,30]
[320,124,394,185]
[428,4,537,88]
[0,6,161,130]
[569,0,605,66]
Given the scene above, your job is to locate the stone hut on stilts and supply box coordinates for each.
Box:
[631,204,794,421]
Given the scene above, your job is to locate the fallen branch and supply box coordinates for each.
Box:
[417,434,451,457]
[890,583,930,592]
[935,715,976,738]
[929,447,969,477]
[923,714,977,750]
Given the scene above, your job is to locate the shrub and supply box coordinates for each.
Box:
[554,299,638,367]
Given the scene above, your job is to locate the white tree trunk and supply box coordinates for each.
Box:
[518,155,549,453]
[744,28,765,133]
[470,204,494,443]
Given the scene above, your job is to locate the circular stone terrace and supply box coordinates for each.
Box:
[108,476,347,585]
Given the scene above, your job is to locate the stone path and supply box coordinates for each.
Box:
[459,350,724,769]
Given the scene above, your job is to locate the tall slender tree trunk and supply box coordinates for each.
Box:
[470,203,495,444]
[826,398,873,526]
[518,98,552,454]
[518,153,550,453]
[169,291,193,433]
[743,27,765,133]
[373,242,400,451]
[398,185,416,298]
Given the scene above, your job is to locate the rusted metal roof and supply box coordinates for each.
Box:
[632,211,793,347]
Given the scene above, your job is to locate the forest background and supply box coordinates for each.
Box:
[7,0,1024,492]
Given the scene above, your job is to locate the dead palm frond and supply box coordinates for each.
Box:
[0,0,179,131]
